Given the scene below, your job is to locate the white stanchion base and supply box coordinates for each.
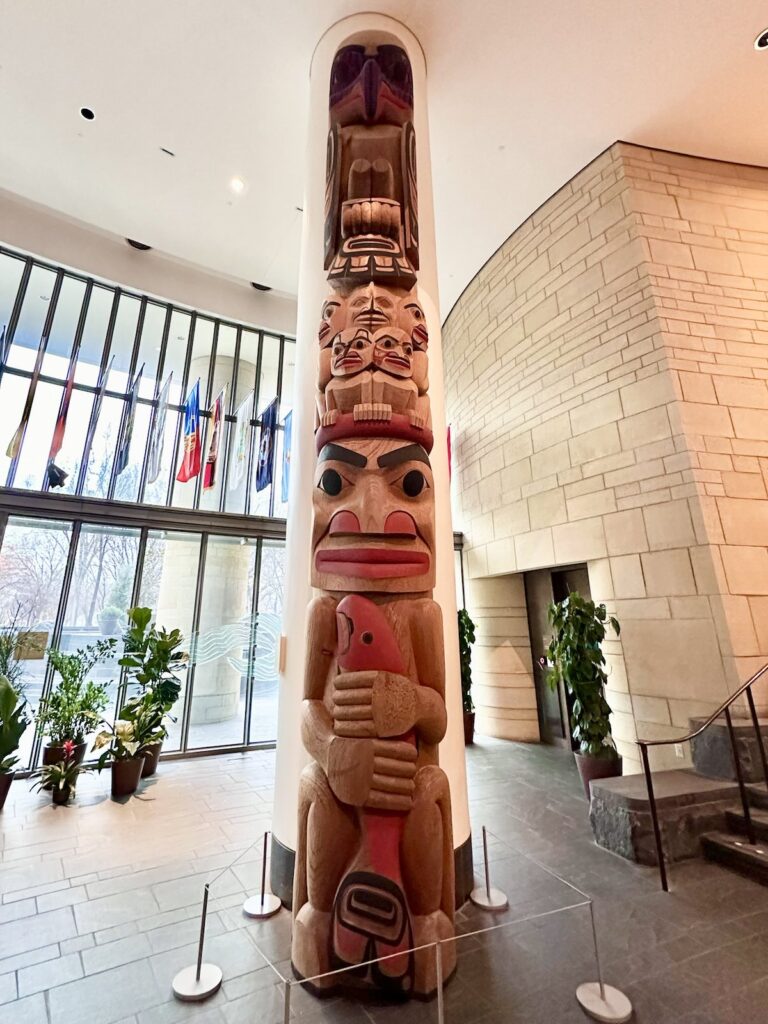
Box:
[172,963,223,1002]
[242,893,282,919]
[469,886,508,911]
[576,982,633,1023]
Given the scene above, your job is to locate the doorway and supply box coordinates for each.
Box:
[524,564,591,748]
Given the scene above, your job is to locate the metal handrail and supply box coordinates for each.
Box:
[636,661,768,892]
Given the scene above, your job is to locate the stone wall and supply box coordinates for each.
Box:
[445,143,768,772]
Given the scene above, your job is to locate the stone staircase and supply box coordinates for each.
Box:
[700,784,768,884]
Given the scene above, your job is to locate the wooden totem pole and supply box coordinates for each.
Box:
[291,40,456,998]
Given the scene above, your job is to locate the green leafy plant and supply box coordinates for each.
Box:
[0,675,30,774]
[0,604,42,696]
[118,607,186,743]
[93,712,145,765]
[543,592,620,759]
[32,739,90,799]
[37,639,116,745]
[458,608,476,714]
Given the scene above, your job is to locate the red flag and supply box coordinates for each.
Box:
[203,386,226,490]
[176,380,201,483]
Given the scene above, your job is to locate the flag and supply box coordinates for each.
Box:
[46,357,77,487]
[281,410,292,504]
[229,392,252,492]
[114,364,143,477]
[176,379,202,483]
[255,398,278,492]
[0,324,7,363]
[203,386,226,490]
[147,372,173,484]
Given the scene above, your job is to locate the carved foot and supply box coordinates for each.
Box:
[411,910,456,997]
[353,403,392,422]
[291,903,337,994]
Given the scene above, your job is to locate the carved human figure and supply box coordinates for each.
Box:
[292,436,455,996]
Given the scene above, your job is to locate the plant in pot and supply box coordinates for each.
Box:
[93,711,146,799]
[458,608,477,745]
[0,675,30,812]
[37,639,116,773]
[98,606,123,636]
[543,592,622,800]
[118,607,186,778]
[32,739,91,806]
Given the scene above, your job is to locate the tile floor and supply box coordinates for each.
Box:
[0,739,767,1023]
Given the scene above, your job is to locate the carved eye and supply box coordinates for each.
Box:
[355,339,365,350]
[383,337,393,348]
[405,345,412,356]
[361,631,374,645]
[319,469,343,496]
[403,470,425,497]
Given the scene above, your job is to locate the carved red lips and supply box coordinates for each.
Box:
[315,547,429,579]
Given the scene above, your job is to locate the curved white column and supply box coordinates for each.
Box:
[272,12,470,877]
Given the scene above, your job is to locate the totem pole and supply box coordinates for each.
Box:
[291,41,456,998]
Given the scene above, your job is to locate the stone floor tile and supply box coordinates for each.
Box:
[82,933,153,975]
[0,973,16,1006]
[18,950,84,997]
[47,959,163,1024]
[0,992,48,1024]
[0,907,75,959]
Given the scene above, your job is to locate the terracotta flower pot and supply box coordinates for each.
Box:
[0,773,13,812]
[111,756,145,799]
[52,784,72,806]
[574,751,622,801]
[463,711,475,746]
[41,742,88,790]
[141,742,163,778]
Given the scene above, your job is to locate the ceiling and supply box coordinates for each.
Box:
[2,1,768,315]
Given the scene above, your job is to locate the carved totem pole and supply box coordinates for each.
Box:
[291,42,456,998]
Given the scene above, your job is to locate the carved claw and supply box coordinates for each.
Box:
[320,409,340,426]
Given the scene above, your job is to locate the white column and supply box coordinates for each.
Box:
[272,12,470,869]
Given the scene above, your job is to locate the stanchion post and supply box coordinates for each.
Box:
[243,830,281,919]
[171,883,223,1002]
[435,942,445,1024]
[470,825,508,911]
[575,900,632,1023]
[283,979,291,1024]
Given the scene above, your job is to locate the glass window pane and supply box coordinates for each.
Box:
[134,302,165,399]
[187,535,256,749]
[112,401,151,502]
[57,389,96,494]
[59,524,140,735]
[5,265,57,371]
[42,275,87,376]
[14,381,63,490]
[224,330,258,514]
[161,310,191,404]
[0,253,25,339]
[0,516,72,769]
[105,295,141,389]
[170,318,214,509]
[250,540,283,743]
[142,408,181,507]
[138,530,200,753]
[76,285,114,385]
[82,395,122,497]
[0,374,29,483]
[280,339,295,417]
[199,324,237,513]
[250,335,281,516]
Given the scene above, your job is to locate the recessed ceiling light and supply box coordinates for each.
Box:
[126,239,151,251]
[755,28,768,50]
[80,107,95,120]
[229,176,247,195]
[251,281,271,292]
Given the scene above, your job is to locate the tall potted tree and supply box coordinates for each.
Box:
[118,607,186,777]
[37,639,115,768]
[543,593,622,799]
[0,675,29,811]
[458,608,477,745]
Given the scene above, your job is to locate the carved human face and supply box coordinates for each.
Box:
[372,328,413,379]
[345,283,398,332]
[312,437,435,594]
[331,328,374,378]
[397,294,428,351]
[318,294,348,348]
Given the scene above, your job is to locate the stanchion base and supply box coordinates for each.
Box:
[469,886,508,911]
[576,982,633,1023]
[242,893,281,919]
[172,963,223,1002]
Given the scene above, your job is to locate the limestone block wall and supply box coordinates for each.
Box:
[444,142,768,772]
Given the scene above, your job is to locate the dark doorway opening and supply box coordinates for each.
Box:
[524,564,591,748]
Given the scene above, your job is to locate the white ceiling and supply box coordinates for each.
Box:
[1,1,768,315]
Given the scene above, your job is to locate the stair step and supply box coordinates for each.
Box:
[725,808,768,841]
[701,831,768,885]
[748,784,768,811]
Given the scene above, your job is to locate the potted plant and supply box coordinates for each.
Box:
[98,606,123,636]
[0,675,29,811]
[37,639,116,770]
[32,739,90,806]
[93,713,146,798]
[543,592,622,799]
[458,609,477,745]
[119,607,186,777]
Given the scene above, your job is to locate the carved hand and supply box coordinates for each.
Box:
[320,409,340,426]
[326,735,416,812]
[332,669,420,739]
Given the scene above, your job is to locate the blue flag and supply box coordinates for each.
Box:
[281,410,292,504]
[256,398,278,492]
[176,379,202,483]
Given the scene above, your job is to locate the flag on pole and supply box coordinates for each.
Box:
[46,357,78,487]
[114,364,143,477]
[255,398,278,492]
[228,392,252,492]
[0,325,7,363]
[146,372,173,484]
[281,409,292,504]
[203,386,226,490]
[176,379,202,483]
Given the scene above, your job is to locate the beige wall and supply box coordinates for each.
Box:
[445,142,768,772]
